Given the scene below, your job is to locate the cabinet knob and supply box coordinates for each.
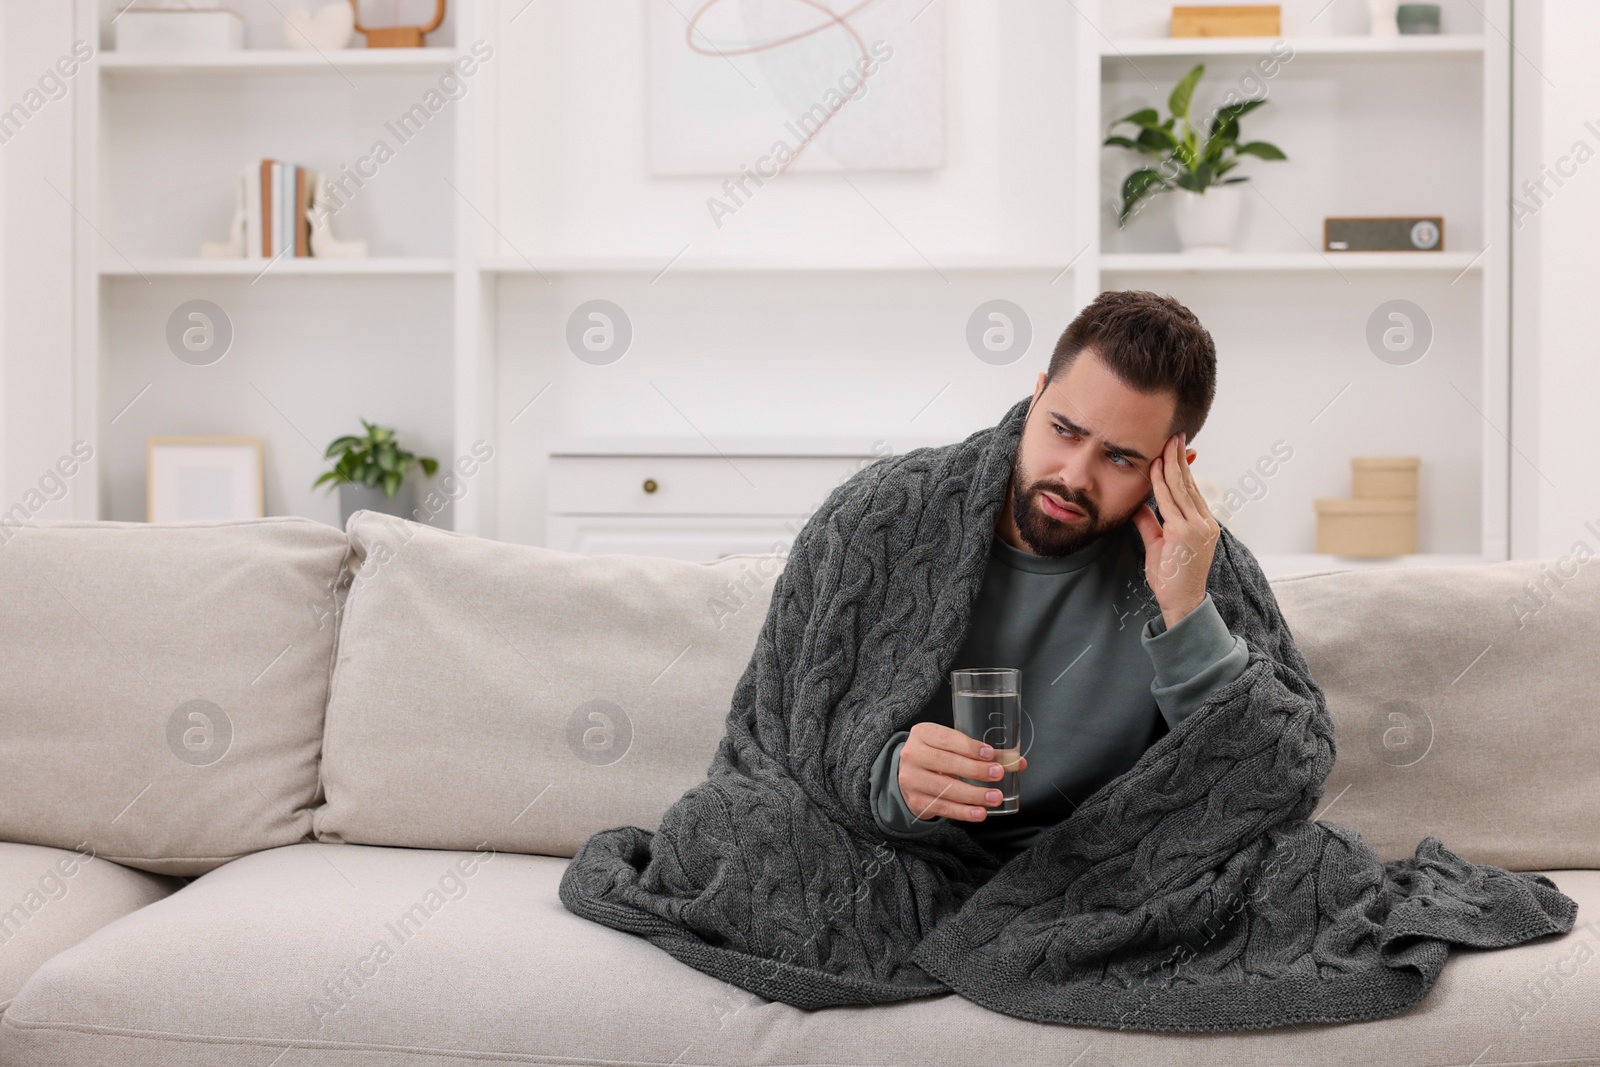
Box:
[642,478,658,494]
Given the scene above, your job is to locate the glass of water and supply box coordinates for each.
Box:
[950,667,1022,815]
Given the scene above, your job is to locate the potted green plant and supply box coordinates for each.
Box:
[1104,63,1287,252]
[313,419,438,527]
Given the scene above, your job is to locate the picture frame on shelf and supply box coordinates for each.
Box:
[147,437,265,523]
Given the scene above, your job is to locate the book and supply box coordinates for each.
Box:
[244,159,316,258]
[259,158,274,258]
[274,161,287,257]
[295,166,310,257]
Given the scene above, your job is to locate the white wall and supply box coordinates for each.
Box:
[1509,0,1600,559]
[1,3,78,523]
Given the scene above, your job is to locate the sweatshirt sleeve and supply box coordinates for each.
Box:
[869,730,945,838]
[1138,591,1251,730]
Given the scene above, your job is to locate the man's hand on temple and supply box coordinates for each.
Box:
[1131,431,1221,630]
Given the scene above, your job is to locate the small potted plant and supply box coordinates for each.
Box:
[314,419,438,527]
[1104,63,1287,252]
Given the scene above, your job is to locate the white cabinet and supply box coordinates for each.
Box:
[545,439,942,562]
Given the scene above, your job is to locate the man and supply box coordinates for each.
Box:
[871,289,1250,864]
[559,288,1574,1027]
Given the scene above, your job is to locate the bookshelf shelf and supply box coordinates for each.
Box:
[1099,251,1485,273]
[99,48,460,74]
[1100,35,1486,58]
[479,254,1083,274]
[99,258,456,276]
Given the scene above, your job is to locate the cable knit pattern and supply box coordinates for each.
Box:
[558,394,1578,1031]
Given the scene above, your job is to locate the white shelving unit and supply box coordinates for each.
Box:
[68,0,1511,573]
[1075,0,1510,569]
[74,0,494,533]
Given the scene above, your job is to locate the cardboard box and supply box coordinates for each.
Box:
[1314,498,1417,556]
[1351,457,1420,499]
[1170,4,1281,37]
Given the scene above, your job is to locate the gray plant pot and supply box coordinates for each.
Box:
[338,480,417,529]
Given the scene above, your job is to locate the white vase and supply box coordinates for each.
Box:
[1172,185,1243,253]
[1368,0,1400,35]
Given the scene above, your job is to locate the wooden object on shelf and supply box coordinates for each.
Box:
[1169,4,1281,37]
[1314,498,1418,556]
[1352,456,1421,499]
[1315,455,1421,556]
[349,0,446,48]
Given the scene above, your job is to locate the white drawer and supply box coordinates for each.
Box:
[547,454,885,516]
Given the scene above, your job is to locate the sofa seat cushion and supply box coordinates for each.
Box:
[3,842,1597,1065]
[0,841,183,1012]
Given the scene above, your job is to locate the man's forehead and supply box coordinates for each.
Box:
[1038,367,1172,454]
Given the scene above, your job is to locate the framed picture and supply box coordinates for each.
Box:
[147,436,264,522]
[646,0,944,176]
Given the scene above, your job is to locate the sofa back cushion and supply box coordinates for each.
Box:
[0,517,348,876]
[315,511,778,858]
[1271,555,1600,871]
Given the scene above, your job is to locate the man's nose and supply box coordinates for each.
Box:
[1055,450,1095,502]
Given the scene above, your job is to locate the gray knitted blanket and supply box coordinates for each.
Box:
[558,394,1577,1032]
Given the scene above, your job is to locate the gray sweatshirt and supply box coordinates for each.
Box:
[869,520,1250,863]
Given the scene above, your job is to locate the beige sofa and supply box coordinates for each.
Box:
[1,510,1596,1066]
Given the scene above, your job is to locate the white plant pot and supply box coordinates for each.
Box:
[1172,185,1244,253]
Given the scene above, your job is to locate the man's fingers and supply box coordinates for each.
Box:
[1148,451,1181,526]
[909,738,1007,785]
[1156,436,1194,525]
[904,775,994,822]
[916,721,995,759]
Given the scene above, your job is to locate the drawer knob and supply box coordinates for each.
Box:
[642,478,658,494]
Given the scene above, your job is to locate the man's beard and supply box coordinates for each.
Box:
[1009,454,1133,558]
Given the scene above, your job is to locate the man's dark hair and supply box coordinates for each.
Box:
[1043,289,1217,442]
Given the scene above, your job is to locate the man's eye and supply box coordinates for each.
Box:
[1054,425,1132,468]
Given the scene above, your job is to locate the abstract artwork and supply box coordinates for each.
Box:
[648,0,944,176]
